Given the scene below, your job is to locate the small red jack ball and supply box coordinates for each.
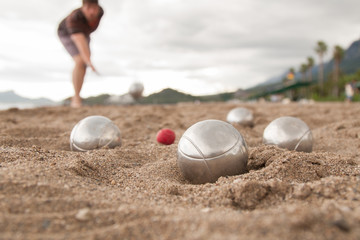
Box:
[156,128,176,145]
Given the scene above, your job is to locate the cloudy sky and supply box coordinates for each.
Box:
[0,0,359,101]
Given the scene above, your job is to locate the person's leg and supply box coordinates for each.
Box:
[71,55,87,108]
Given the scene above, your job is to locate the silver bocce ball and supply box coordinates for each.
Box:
[70,116,122,152]
[129,82,144,100]
[226,107,254,127]
[263,116,313,152]
[177,119,248,184]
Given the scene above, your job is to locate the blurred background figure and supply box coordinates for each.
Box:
[345,79,356,103]
[57,0,104,108]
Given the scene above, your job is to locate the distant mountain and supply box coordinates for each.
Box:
[0,90,30,103]
[256,39,360,87]
[139,88,198,104]
[139,88,236,104]
[80,88,239,105]
[0,90,56,108]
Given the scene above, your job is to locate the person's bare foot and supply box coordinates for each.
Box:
[71,96,82,108]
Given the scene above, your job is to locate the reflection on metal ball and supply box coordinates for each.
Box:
[177,119,248,184]
[70,116,122,152]
[263,116,313,152]
[226,107,254,127]
[129,82,144,100]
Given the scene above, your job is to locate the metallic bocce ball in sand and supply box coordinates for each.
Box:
[226,107,254,127]
[129,82,144,100]
[263,116,313,152]
[177,119,248,184]
[70,116,122,152]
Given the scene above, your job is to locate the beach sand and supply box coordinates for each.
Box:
[0,102,359,239]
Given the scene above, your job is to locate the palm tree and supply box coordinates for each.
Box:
[307,57,315,82]
[315,41,327,91]
[300,63,308,82]
[332,45,344,97]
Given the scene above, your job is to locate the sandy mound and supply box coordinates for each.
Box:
[0,102,359,239]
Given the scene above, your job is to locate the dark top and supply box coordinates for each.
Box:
[58,7,104,37]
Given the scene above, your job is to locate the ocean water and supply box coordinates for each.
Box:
[0,102,58,110]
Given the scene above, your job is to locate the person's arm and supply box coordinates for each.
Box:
[71,33,96,72]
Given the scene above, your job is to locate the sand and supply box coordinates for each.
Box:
[0,102,359,240]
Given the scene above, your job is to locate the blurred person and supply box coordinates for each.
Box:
[345,79,356,103]
[58,0,104,107]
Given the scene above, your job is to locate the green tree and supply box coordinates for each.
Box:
[315,41,327,91]
[332,45,344,97]
[307,57,315,82]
